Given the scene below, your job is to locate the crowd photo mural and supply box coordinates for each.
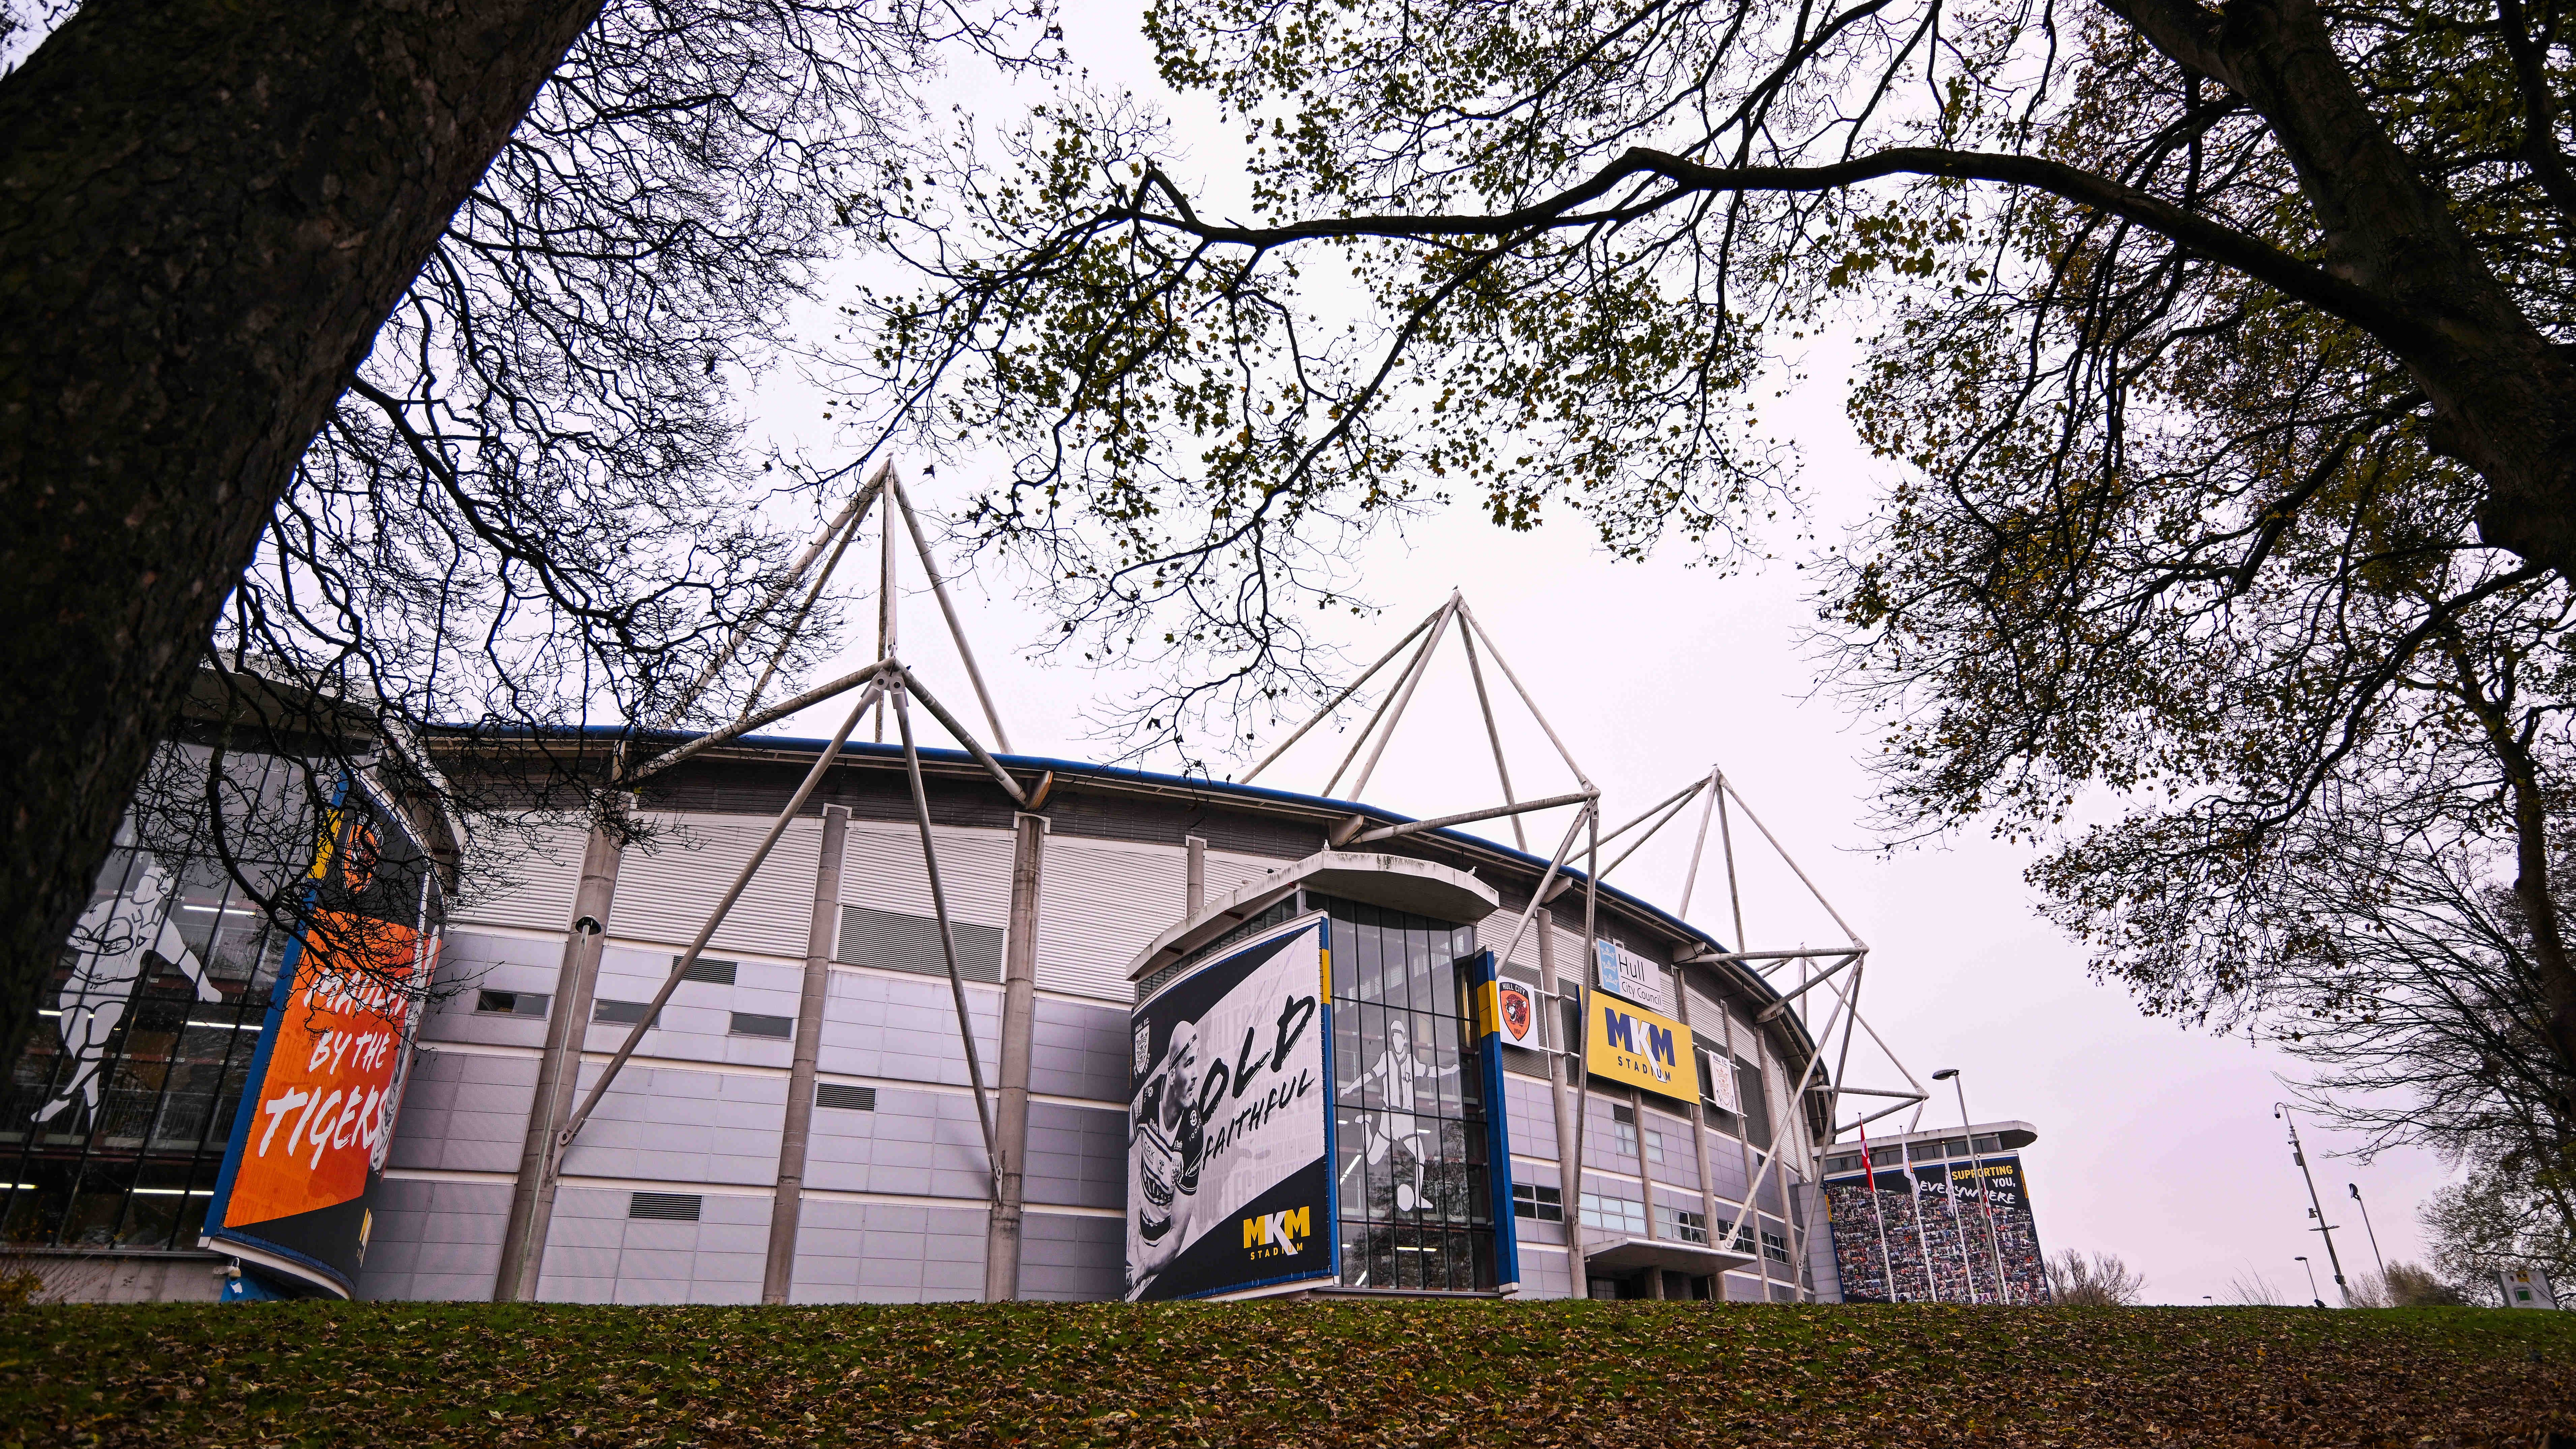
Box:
[1823,1141,2051,1304]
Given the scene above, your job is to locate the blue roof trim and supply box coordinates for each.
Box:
[613,722,1748,966]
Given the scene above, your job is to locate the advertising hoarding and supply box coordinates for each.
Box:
[1127,915,1332,1301]
[1586,995,1697,1105]
[201,778,442,1298]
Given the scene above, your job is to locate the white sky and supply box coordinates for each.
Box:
[738,0,2458,1306]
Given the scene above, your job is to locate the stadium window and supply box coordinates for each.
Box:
[1972,1134,2003,1155]
[1512,1183,1563,1222]
[1824,1154,1863,1176]
[628,1191,701,1222]
[1579,1193,1647,1236]
[815,1083,876,1111]
[1761,1228,1790,1264]
[1656,1204,1709,1244]
[730,1012,793,1039]
[1558,996,1583,1055]
[475,989,547,1018]
[1735,1058,1770,1144]
[677,957,738,986]
[1609,1104,1640,1158]
[593,999,660,1027]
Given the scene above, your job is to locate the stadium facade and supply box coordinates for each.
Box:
[5,726,1846,1304]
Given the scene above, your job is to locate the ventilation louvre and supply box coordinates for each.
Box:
[628,1191,701,1221]
[815,1083,877,1112]
[729,1011,792,1039]
[836,905,1004,982]
[677,957,737,986]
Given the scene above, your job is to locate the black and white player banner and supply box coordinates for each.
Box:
[1126,914,1330,1302]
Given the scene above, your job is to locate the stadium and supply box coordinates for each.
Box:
[0,470,1956,1306]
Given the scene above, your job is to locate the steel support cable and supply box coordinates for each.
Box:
[1237,602,1448,785]
[659,463,887,731]
[621,660,891,788]
[888,471,1015,753]
[556,680,882,1155]
[893,682,1001,1199]
[1326,597,1454,799]
[741,489,874,722]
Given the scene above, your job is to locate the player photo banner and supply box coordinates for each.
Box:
[1127,915,1331,1301]
[203,776,443,1298]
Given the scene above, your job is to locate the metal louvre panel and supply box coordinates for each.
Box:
[1477,908,1544,974]
[838,820,1013,926]
[448,816,589,932]
[1552,926,1589,984]
[814,1083,876,1111]
[1198,851,1279,901]
[1034,839,1186,1003]
[608,811,823,959]
[628,1191,702,1221]
[836,904,1004,982]
[1686,984,1728,1036]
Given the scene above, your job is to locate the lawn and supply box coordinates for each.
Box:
[0,1300,2568,1447]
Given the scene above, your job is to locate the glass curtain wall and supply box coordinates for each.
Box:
[1,742,321,1251]
[1319,896,1497,1292]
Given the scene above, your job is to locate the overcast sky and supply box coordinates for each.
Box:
[736,0,2458,1306]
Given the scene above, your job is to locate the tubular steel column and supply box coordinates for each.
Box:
[495,813,626,1301]
[764,804,848,1303]
[984,812,1047,1300]
[1534,907,1585,1293]
[1672,975,1724,1291]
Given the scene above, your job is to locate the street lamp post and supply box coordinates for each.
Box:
[2295,1255,2323,1307]
[1933,1068,2012,1303]
[2274,1105,2351,1307]
[2347,1182,2389,1284]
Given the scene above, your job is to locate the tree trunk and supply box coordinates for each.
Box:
[2107,0,2576,577]
[0,0,603,1065]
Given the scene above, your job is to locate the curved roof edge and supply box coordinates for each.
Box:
[470,723,1817,1060]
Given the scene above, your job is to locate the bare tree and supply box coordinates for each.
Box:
[2045,1249,2149,1306]
[0,0,1043,1061]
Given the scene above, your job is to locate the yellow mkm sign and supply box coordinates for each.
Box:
[1587,997,1697,1103]
[1242,1206,1311,1260]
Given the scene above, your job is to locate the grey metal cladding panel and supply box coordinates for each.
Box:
[1018,1213,1122,1301]
[818,970,1001,1087]
[839,905,1004,983]
[1502,1077,1558,1160]
[1027,997,1132,1101]
[1517,1244,1575,1299]
[1022,1102,1125,1209]
[642,756,1018,830]
[555,1066,783,1186]
[801,1090,993,1198]
[1075,793,1314,863]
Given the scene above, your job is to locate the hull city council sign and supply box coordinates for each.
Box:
[1587,994,1697,1105]
[201,779,443,1298]
[1126,914,1331,1301]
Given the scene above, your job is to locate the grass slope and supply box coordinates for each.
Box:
[0,1301,2570,1447]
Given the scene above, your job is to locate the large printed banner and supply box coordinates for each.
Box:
[1586,994,1697,1104]
[202,778,443,1298]
[1127,915,1331,1301]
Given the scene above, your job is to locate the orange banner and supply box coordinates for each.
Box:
[218,911,428,1229]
